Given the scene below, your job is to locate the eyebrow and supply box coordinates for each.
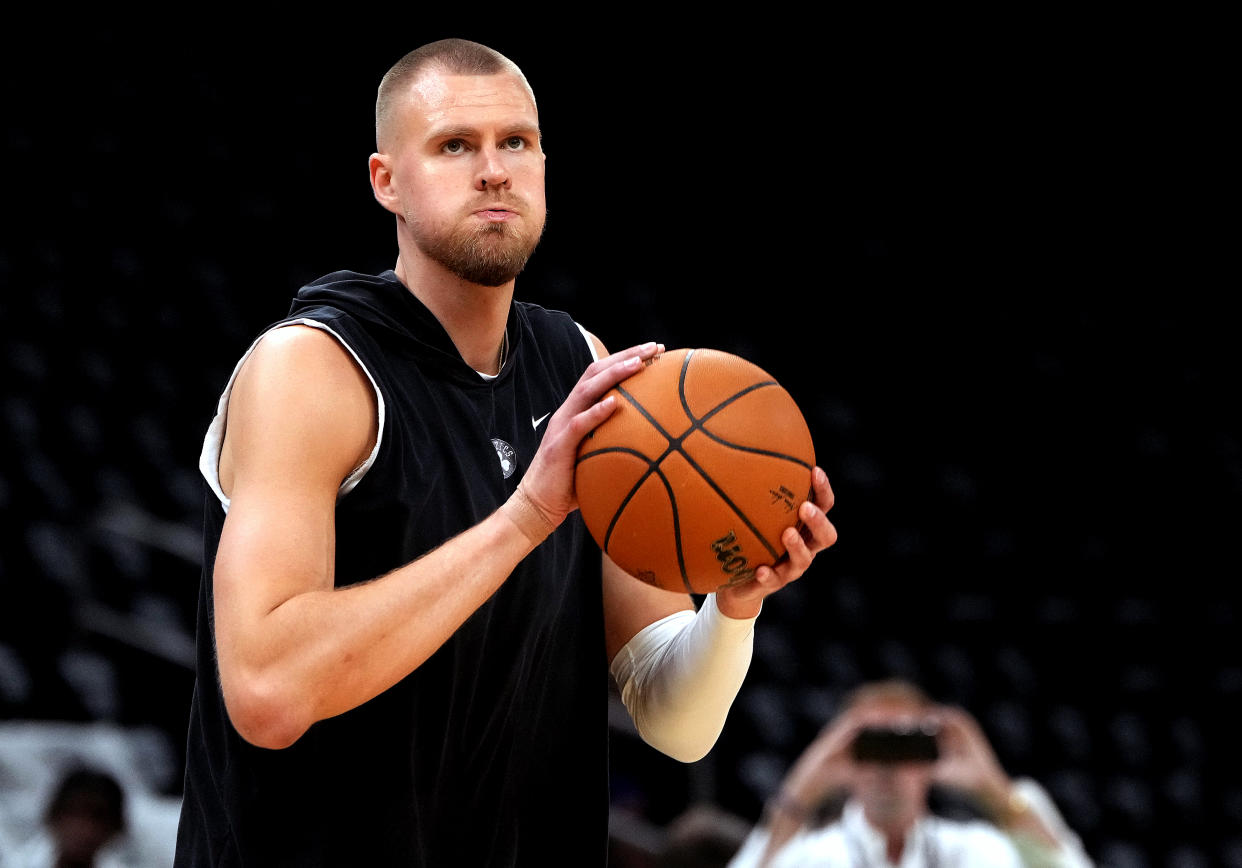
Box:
[427,123,542,142]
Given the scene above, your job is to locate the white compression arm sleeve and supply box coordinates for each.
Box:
[609,593,757,763]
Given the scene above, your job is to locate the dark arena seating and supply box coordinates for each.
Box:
[1,20,1233,866]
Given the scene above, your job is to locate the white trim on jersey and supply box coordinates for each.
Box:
[577,322,600,361]
[201,317,595,511]
[198,318,387,513]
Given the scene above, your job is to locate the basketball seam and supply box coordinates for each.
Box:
[692,382,815,469]
[575,349,810,592]
[608,366,785,567]
[672,352,787,562]
[588,446,691,593]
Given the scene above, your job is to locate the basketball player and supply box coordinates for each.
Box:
[173,39,837,866]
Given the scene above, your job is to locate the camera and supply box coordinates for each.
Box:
[851,721,941,763]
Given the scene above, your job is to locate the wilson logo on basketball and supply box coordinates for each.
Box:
[711,531,756,585]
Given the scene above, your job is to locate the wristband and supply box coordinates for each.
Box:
[502,485,557,545]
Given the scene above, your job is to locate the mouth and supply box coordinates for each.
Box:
[475,206,518,223]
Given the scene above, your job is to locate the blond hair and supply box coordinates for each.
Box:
[374,38,533,150]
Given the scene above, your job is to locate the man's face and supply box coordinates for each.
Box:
[383,68,546,286]
[849,698,937,832]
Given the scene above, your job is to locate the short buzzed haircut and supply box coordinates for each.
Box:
[374,38,534,150]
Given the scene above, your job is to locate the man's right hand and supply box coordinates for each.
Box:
[508,340,664,534]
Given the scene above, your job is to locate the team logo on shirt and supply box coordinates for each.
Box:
[492,438,517,479]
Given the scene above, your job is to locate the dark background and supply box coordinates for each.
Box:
[1,13,1233,865]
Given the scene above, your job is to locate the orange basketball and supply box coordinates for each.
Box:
[574,348,815,595]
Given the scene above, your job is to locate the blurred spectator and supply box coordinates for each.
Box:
[656,803,752,868]
[728,679,1093,867]
[3,766,129,868]
[0,723,182,868]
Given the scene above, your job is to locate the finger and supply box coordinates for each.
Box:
[810,466,835,512]
[584,342,664,392]
[784,522,816,574]
[936,707,973,736]
[823,715,865,748]
[566,342,662,414]
[797,498,838,553]
[564,394,619,441]
[553,357,640,426]
[595,341,664,370]
[748,536,806,589]
[739,565,784,596]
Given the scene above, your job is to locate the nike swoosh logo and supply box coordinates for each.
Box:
[532,412,551,430]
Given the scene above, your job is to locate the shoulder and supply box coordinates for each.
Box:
[242,322,368,387]
[513,302,602,372]
[516,301,597,346]
[297,268,398,301]
[224,324,377,480]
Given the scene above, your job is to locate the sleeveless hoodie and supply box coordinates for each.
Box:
[175,270,609,867]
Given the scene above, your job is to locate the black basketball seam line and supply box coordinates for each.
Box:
[578,391,812,470]
[592,447,666,548]
[579,445,675,553]
[589,364,787,563]
[582,385,684,570]
[593,448,692,593]
[673,354,787,561]
[607,363,784,563]
[674,449,782,562]
[695,432,815,470]
[690,382,815,470]
[578,426,811,469]
[578,352,805,582]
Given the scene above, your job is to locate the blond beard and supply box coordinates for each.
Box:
[409,211,545,287]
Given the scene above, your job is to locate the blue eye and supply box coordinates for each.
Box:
[504,137,526,151]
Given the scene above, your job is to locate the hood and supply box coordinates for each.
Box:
[287,269,518,386]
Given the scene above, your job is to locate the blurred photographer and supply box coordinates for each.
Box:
[728,679,1093,867]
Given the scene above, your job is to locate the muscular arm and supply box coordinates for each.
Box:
[214,325,659,749]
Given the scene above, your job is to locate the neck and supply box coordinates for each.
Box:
[861,806,917,865]
[393,252,513,375]
[886,834,905,864]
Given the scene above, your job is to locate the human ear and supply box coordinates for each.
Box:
[368,153,402,216]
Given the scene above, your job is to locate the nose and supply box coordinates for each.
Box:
[475,148,510,191]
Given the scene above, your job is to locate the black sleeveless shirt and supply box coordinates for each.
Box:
[175,271,608,866]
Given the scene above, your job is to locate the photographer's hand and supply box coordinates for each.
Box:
[755,708,864,865]
[934,706,1061,849]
